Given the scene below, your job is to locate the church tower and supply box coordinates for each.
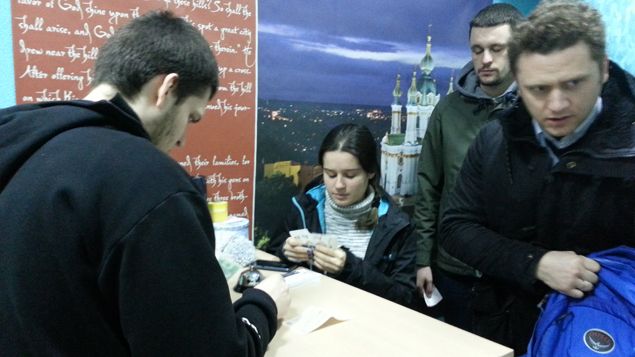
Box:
[405,71,420,144]
[416,30,440,139]
[390,74,402,134]
[447,69,455,95]
[380,26,444,201]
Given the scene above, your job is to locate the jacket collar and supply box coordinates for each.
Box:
[501,61,635,158]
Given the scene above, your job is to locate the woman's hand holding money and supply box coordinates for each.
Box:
[313,245,347,274]
[282,237,311,263]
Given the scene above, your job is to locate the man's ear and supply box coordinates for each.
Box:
[155,73,180,108]
[601,56,609,84]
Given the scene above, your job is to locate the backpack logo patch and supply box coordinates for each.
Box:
[583,329,615,354]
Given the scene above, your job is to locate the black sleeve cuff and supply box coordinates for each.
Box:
[234,288,278,342]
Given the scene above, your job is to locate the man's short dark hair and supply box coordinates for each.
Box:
[469,3,524,38]
[93,11,218,103]
[509,0,606,75]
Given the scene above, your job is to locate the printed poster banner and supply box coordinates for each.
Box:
[254,0,490,246]
[11,0,257,232]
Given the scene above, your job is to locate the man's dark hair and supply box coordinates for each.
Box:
[469,3,524,38]
[93,10,218,103]
[509,0,606,75]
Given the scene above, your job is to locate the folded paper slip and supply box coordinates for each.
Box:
[285,305,351,335]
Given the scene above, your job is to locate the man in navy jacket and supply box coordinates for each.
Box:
[440,1,635,355]
[0,10,289,356]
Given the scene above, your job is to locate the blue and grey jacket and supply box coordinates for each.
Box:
[270,181,417,307]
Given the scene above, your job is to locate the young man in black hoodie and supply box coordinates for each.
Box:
[0,10,289,356]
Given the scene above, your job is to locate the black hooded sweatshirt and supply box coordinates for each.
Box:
[0,96,277,356]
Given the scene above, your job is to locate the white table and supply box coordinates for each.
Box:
[228,252,513,357]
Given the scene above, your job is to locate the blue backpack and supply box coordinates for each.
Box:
[524,246,635,356]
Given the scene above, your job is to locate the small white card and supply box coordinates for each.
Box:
[423,286,443,307]
[320,233,339,249]
[289,228,310,238]
[285,305,350,335]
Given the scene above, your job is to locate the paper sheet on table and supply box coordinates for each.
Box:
[283,269,321,288]
[423,286,443,307]
[285,305,351,335]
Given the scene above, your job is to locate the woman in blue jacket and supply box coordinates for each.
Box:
[270,123,417,306]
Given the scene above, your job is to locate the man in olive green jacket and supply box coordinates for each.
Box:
[414,4,522,331]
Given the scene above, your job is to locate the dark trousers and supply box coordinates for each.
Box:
[433,267,477,333]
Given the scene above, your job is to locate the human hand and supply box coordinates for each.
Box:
[416,266,435,297]
[313,244,347,274]
[254,274,291,317]
[536,251,601,298]
[282,237,310,263]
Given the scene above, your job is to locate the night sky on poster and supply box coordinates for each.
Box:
[258,0,492,106]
